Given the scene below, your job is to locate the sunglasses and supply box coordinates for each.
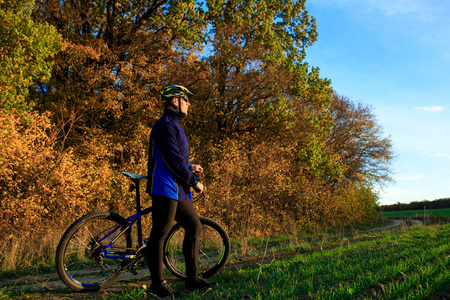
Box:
[179,96,189,102]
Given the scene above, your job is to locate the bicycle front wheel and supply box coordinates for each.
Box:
[163,217,230,279]
[55,211,132,291]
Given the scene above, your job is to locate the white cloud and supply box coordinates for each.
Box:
[414,106,447,113]
[396,174,424,181]
[367,0,424,16]
[315,0,439,20]
[431,153,450,160]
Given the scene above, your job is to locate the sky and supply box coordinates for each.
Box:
[304,0,450,205]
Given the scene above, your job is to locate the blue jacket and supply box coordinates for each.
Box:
[146,109,198,201]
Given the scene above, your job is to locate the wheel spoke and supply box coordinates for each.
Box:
[164,217,229,279]
[55,212,132,291]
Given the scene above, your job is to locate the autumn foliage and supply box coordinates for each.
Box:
[0,0,393,270]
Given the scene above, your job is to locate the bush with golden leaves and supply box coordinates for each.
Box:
[190,126,380,238]
[0,110,135,236]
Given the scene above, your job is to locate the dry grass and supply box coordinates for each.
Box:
[0,229,64,273]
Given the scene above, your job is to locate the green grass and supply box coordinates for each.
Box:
[382,207,450,218]
[210,225,450,299]
[1,221,448,299]
[83,223,450,299]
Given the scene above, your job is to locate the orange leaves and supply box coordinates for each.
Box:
[187,122,381,237]
[0,110,134,237]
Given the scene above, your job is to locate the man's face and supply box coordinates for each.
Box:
[177,96,190,115]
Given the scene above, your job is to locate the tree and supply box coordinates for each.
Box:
[326,94,394,186]
[186,0,342,175]
[182,0,358,232]
[30,0,206,158]
[0,0,63,116]
[194,0,319,141]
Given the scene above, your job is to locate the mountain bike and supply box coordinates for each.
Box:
[55,171,230,291]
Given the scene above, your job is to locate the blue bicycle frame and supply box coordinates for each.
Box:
[100,171,150,260]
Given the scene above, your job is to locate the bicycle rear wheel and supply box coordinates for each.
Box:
[55,211,132,291]
[163,217,230,279]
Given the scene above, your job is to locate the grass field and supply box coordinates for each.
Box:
[2,222,449,299]
[90,223,450,299]
[382,207,450,218]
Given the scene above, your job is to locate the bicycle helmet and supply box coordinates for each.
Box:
[160,84,194,104]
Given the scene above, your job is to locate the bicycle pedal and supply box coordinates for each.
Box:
[129,268,138,275]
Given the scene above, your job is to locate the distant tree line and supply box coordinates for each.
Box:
[380,198,450,212]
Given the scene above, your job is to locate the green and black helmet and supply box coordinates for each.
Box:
[160,84,194,103]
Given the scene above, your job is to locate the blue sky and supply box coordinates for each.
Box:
[304,0,450,205]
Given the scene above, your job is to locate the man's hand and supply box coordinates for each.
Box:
[193,182,205,194]
[189,164,203,175]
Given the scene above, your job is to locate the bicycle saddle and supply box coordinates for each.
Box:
[121,171,148,180]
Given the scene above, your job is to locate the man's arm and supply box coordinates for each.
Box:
[153,123,198,187]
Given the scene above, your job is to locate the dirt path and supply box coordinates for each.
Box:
[410,219,423,226]
[367,218,423,232]
[367,219,402,231]
[1,251,298,300]
[1,219,423,299]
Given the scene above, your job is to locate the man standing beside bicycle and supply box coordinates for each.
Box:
[146,84,214,297]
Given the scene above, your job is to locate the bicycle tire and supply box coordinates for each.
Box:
[163,217,230,279]
[55,211,132,291]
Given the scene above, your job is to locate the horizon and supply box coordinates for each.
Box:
[379,196,450,206]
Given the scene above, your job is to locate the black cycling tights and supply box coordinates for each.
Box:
[146,195,202,283]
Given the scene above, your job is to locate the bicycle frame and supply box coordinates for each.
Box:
[56,170,229,291]
[100,172,151,260]
[100,171,203,260]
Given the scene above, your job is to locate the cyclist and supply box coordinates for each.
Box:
[146,84,214,297]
